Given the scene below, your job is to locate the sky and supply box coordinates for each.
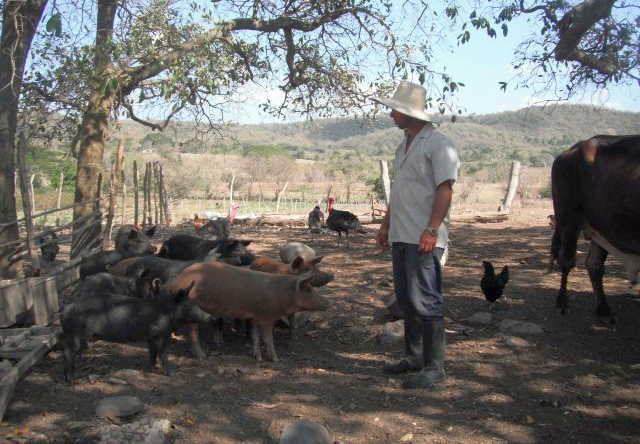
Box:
[223,9,640,125]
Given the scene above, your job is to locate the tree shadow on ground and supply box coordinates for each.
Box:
[5,221,640,443]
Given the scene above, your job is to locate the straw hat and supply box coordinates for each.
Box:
[372,80,434,123]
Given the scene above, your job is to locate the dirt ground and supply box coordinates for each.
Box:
[3,200,640,443]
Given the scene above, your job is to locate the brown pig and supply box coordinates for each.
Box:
[249,255,334,287]
[165,261,330,361]
[250,255,334,337]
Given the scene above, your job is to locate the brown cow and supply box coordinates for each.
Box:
[551,135,640,321]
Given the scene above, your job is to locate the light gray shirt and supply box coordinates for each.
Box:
[389,126,460,248]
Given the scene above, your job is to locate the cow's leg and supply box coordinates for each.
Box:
[555,225,579,315]
[556,271,569,314]
[585,241,612,319]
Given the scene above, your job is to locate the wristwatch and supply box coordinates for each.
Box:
[425,226,438,236]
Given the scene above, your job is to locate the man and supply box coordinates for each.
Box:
[372,81,459,389]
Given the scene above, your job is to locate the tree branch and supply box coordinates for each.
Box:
[120,7,372,92]
[121,101,185,131]
[554,0,617,70]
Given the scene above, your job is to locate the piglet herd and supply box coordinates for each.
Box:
[61,223,334,381]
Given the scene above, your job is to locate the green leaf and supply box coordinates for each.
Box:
[501,23,508,37]
[46,13,63,37]
[103,78,119,95]
[418,72,425,84]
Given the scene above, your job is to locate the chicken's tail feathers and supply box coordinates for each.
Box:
[482,260,494,272]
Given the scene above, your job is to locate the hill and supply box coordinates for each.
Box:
[114,104,640,165]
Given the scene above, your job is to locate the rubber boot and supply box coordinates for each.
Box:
[402,318,446,389]
[383,314,423,375]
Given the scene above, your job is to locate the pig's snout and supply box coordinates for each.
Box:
[185,305,212,323]
[310,272,334,287]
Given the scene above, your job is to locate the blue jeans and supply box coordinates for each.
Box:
[392,243,444,360]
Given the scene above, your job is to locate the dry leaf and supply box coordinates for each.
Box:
[252,402,281,409]
[400,432,413,442]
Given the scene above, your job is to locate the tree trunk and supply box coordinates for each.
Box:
[0,0,48,278]
[71,0,118,255]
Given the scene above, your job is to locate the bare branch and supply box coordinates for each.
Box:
[121,101,185,131]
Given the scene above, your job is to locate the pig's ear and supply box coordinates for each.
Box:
[175,281,195,304]
[311,256,324,265]
[290,256,304,272]
[134,267,148,282]
[151,278,162,294]
[174,290,188,304]
[158,244,168,257]
[296,272,315,290]
[145,225,157,238]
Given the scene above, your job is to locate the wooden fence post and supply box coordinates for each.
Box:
[29,174,36,219]
[499,161,521,214]
[158,163,171,225]
[103,163,117,250]
[142,162,148,225]
[121,183,126,225]
[133,161,139,226]
[103,140,124,249]
[229,174,236,216]
[146,162,152,225]
[55,172,64,226]
[17,133,40,275]
[152,162,159,225]
[276,182,288,212]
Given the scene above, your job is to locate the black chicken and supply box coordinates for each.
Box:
[326,197,365,247]
[481,261,510,305]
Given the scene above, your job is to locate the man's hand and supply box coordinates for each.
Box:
[376,226,390,249]
[418,229,437,253]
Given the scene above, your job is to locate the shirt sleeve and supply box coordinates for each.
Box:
[431,137,460,187]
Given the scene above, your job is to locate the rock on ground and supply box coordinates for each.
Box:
[97,417,171,444]
[499,319,544,335]
[96,396,144,419]
[378,320,404,346]
[466,312,493,325]
[279,419,332,444]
